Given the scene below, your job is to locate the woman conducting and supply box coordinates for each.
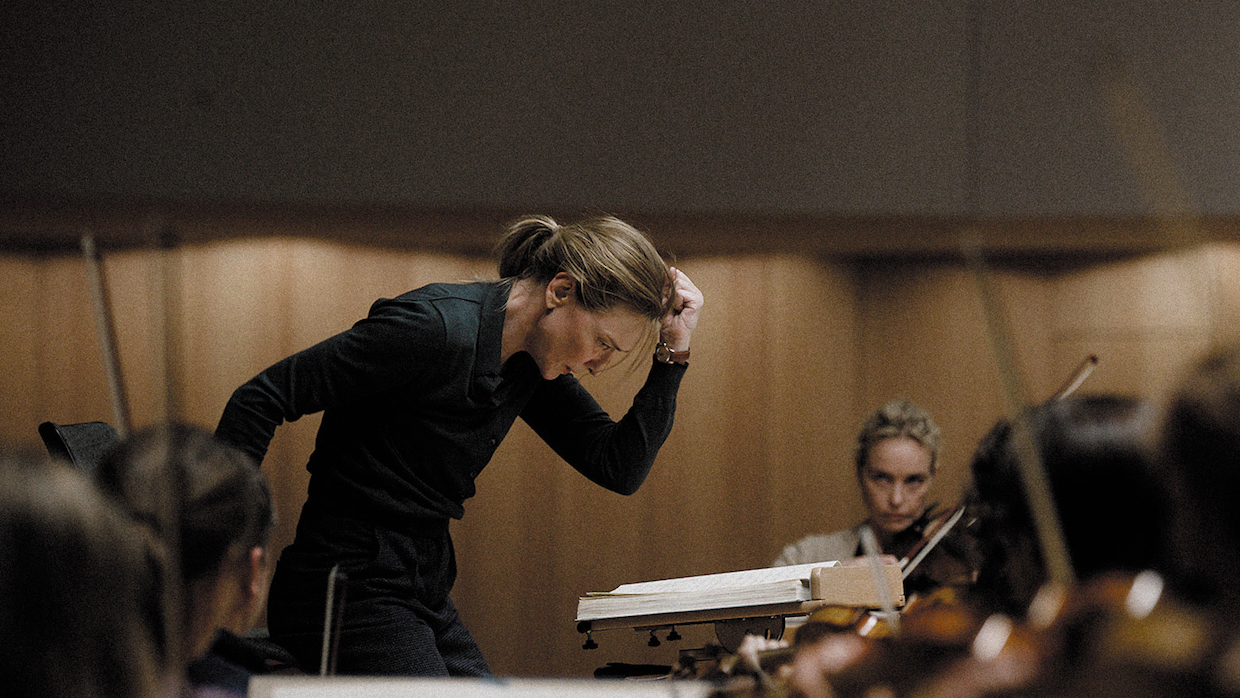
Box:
[214,215,703,677]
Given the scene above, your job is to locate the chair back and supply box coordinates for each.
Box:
[38,421,119,475]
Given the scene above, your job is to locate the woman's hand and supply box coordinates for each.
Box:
[737,633,790,672]
[661,266,702,351]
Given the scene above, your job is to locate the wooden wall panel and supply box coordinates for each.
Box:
[1207,244,1240,344]
[33,256,114,429]
[1051,249,1220,403]
[757,255,859,566]
[177,239,297,427]
[0,257,38,446]
[103,250,163,429]
[3,227,1236,680]
[854,263,1056,510]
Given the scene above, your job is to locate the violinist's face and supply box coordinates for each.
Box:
[859,436,934,543]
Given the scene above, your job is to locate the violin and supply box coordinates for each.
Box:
[898,503,981,599]
[732,572,1238,698]
[707,517,982,693]
[713,353,1108,695]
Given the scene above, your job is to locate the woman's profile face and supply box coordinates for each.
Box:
[859,436,934,541]
[527,277,648,380]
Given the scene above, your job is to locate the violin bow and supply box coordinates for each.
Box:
[859,525,900,631]
[965,234,1076,587]
[900,504,968,580]
[80,232,132,437]
[147,217,192,682]
[898,351,1098,583]
[1047,354,1098,403]
[321,564,349,676]
[957,54,1192,591]
[952,0,1074,586]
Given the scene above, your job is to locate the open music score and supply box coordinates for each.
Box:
[576,561,904,633]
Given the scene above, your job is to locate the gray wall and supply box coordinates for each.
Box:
[3,1,1237,216]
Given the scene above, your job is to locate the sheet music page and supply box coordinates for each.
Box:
[608,560,838,595]
[576,578,812,620]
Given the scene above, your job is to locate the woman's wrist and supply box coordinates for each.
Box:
[654,341,691,365]
[658,333,690,353]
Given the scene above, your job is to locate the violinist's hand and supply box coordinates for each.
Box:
[737,633,790,673]
[788,633,869,698]
[660,266,702,352]
[838,554,899,568]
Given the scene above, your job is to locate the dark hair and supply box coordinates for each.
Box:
[0,451,161,698]
[969,395,1169,612]
[1162,345,1240,530]
[96,423,275,582]
[1160,345,1240,605]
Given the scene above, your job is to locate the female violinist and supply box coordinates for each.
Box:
[777,394,1182,698]
[966,394,1173,617]
[773,399,976,597]
[1161,343,1240,617]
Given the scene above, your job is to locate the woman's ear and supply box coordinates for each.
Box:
[544,273,577,309]
[248,546,269,599]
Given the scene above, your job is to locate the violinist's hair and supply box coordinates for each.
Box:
[970,395,1169,609]
[855,399,942,474]
[495,215,673,325]
[1160,344,1240,604]
[95,422,275,584]
[0,450,162,698]
[1161,344,1240,518]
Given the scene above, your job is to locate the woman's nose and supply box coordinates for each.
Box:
[587,349,613,374]
[889,485,907,506]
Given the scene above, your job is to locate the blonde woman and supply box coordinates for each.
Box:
[215,215,703,677]
[774,400,943,567]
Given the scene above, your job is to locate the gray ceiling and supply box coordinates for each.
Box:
[3,1,1237,221]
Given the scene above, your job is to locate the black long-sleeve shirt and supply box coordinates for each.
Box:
[215,281,685,525]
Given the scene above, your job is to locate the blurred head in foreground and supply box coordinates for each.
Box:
[0,451,162,698]
[969,394,1169,615]
[96,423,276,661]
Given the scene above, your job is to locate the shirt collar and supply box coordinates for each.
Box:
[471,280,513,397]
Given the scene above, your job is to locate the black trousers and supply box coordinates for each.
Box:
[266,507,492,677]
